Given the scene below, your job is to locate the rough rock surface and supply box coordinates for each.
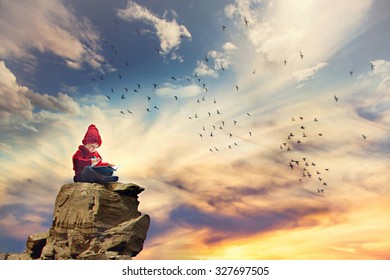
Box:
[4,182,150,260]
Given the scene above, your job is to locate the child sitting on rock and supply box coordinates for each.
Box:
[72,124,118,183]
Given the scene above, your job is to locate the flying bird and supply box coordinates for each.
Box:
[222,25,226,31]
[171,76,176,80]
[350,71,354,77]
[284,60,287,66]
[300,51,304,60]
[153,83,158,88]
[244,17,249,26]
[362,134,367,140]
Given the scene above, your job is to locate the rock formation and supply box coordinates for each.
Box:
[2,182,150,260]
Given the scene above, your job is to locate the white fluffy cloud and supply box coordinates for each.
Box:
[194,42,237,78]
[292,62,328,83]
[0,61,80,128]
[155,83,203,99]
[225,0,373,64]
[0,0,104,70]
[117,1,191,61]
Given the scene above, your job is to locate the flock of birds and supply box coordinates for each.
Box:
[88,15,372,195]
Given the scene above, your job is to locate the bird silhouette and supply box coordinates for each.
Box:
[235,85,239,91]
[300,51,304,60]
[284,60,287,66]
[362,134,367,140]
[222,25,226,31]
[171,76,176,80]
[121,94,125,99]
[127,109,133,114]
[153,83,158,88]
[106,95,111,100]
[244,17,249,26]
[334,95,339,102]
[370,62,375,71]
[349,71,354,77]
[174,96,178,101]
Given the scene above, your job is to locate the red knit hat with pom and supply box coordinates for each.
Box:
[82,124,102,147]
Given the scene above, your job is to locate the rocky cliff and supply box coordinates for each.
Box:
[1,182,150,260]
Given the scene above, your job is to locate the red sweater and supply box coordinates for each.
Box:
[72,145,108,179]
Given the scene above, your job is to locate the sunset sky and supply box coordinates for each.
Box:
[1,0,390,259]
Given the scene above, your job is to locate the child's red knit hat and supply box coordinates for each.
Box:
[82,124,102,147]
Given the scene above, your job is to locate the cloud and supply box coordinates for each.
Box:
[117,1,191,61]
[0,61,80,128]
[0,0,103,70]
[291,62,328,83]
[194,42,237,78]
[224,0,373,65]
[155,83,203,99]
[194,61,218,78]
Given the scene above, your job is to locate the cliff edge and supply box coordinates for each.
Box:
[1,182,150,260]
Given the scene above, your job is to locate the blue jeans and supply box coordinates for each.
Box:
[74,166,117,183]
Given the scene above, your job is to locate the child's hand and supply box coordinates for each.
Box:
[91,157,101,166]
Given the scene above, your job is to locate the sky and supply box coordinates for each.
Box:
[0,0,390,260]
